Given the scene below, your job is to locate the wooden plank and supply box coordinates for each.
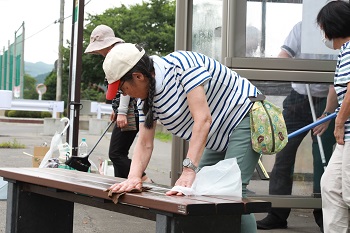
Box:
[21,183,156,221]
[0,168,220,215]
[0,168,269,216]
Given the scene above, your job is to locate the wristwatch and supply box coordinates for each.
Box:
[182,158,200,173]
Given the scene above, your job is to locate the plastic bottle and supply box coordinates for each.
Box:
[78,138,88,157]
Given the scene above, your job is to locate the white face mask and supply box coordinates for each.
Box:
[322,32,334,49]
[323,37,334,50]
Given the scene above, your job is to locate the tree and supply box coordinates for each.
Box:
[43,57,69,104]
[56,0,175,104]
[23,74,38,100]
[81,0,175,88]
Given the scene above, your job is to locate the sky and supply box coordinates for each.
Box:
[0,0,142,65]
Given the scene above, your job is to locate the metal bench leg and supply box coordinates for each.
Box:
[156,213,241,233]
[6,182,74,233]
[156,214,180,233]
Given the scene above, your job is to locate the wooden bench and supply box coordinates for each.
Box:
[0,167,271,233]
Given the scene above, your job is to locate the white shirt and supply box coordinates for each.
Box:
[282,21,337,97]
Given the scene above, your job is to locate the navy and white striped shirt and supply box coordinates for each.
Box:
[334,41,350,141]
[139,51,258,151]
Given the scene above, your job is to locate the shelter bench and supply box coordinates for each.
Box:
[0,167,271,233]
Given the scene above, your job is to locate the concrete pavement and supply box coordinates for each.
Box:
[0,120,322,233]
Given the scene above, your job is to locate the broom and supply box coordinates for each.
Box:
[65,120,115,172]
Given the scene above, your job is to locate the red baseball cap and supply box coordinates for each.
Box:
[106,80,120,100]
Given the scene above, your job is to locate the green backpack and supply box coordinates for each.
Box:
[249,96,288,155]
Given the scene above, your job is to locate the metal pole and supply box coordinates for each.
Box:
[20,22,25,99]
[1,47,4,89]
[13,31,16,96]
[6,40,10,90]
[67,0,84,156]
[171,0,192,185]
[260,0,266,57]
[305,84,327,170]
[56,0,64,115]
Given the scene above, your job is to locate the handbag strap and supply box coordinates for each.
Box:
[249,94,266,102]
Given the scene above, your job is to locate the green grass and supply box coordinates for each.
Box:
[155,131,172,143]
[0,139,26,149]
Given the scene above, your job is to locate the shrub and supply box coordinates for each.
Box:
[6,110,52,118]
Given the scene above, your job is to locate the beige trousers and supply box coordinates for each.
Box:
[321,142,350,233]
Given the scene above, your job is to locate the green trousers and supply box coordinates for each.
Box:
[199,116,260,233]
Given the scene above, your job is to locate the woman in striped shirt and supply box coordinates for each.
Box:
[317,1,350,232]
[103,43,261,233]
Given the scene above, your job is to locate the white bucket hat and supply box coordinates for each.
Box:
[84,25,124,54]
[103,43,145,100]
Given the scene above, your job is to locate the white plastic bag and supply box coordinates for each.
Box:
[171,158,242,197]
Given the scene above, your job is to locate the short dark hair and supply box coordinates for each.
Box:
[317,1,350,40]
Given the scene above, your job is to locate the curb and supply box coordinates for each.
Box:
[0,117,43,124]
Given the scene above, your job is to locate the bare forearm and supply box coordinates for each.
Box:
[185,86,212,166]
[336,92,350,125]
[128,123,156,178]
[187,119,211,166]
[324,85,338,114]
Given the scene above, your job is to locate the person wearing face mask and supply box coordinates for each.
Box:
[256,21,337,232]
[317,1,350,232]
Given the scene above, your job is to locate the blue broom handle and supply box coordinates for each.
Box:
[288,112,337,139]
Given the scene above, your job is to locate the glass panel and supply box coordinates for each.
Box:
[188,1,336,204]
[246,0,338,59]
[192,0,223,61]
[246,1,302,58]
[243,2,336,203]
[249,80,334,200]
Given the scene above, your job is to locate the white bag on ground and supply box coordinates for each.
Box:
[171,158,242,197]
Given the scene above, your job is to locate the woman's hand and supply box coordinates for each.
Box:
[313,115,330,136]
[108,177,143,193]
[166,168,196,196]
[334,122,345,145]
[117,114,128,128]
[110,111,116,121]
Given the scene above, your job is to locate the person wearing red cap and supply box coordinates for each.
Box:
[85,25,152,182]
[103,43,264,233]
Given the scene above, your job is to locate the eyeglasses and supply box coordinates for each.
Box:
[118,80,126,95]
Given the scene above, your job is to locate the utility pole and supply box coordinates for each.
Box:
[20,22,25,99]
[56,0,64,117]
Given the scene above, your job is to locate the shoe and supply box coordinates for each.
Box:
[256,215,287,230]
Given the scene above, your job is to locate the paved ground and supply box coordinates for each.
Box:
[0,120,322,233]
